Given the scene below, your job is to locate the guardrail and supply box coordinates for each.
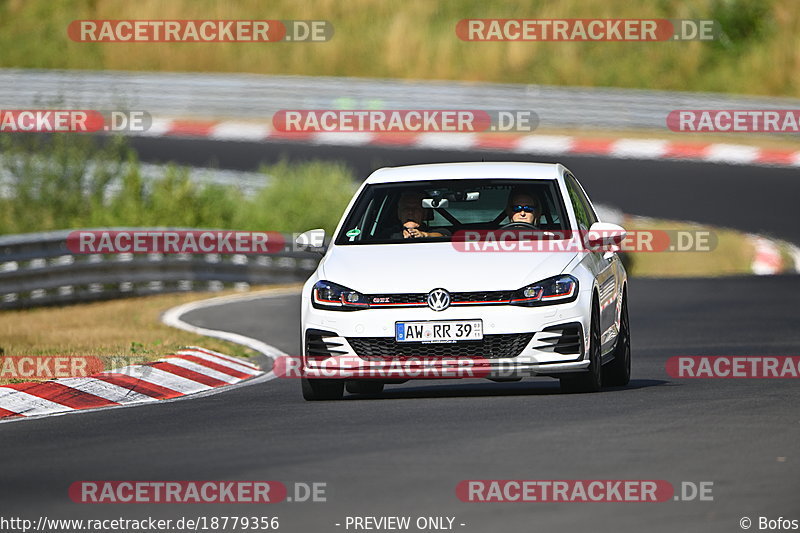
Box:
[2,68,799,132]
[0,229,319,310]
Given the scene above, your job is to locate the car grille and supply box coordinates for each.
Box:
[346,333,534,360]
[367,293,426,305]
[451,290,515,303]
[366,290,514,307]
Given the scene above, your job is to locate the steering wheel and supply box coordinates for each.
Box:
[500,222,537,229]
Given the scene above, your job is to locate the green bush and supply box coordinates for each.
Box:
[0,134,129,233]
[237,160,357,234]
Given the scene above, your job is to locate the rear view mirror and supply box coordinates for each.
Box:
[422,198,449,209]
[421,190,478,208]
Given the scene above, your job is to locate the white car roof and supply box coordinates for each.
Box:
[364,162,566,184]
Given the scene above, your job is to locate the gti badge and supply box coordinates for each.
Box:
[427,288,451,311]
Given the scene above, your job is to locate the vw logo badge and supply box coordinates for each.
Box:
[427,288,451,311]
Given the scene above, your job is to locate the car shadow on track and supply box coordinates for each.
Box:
[341,379,669,401]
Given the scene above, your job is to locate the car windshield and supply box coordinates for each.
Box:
[334,179,569,245]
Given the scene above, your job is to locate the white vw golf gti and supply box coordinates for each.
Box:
[297,162,630,400]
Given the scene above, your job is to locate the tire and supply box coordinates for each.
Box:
[560,299,602,393]
[345,380,385,395]
[301,378,344,401]
[603,293,631,387]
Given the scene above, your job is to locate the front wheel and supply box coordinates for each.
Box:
[603,294,631,387]
[301,378,344,401]
[560,299,602,393]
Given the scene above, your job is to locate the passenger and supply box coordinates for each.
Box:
[396,192,445,239]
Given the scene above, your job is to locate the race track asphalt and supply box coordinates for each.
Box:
[2,276,798,533]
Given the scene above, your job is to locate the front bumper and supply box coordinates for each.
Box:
[301,290,593,379]
[301,358,591,380]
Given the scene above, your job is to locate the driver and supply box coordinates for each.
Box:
[504,188,542,227]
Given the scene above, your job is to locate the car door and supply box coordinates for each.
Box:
[564,172,620,353]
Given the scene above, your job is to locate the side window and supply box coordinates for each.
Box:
[572,174,598,225]
[565,176,590,231]
[565,174,598,230]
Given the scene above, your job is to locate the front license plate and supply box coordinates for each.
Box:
[395,320,483,343]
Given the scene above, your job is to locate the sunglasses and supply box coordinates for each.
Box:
[512,205,536,214]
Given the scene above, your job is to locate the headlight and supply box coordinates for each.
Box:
[312,280,369,311]
[510,275,578,306]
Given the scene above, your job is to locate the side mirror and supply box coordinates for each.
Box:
[295,229,327,254]
[586,222,627,250]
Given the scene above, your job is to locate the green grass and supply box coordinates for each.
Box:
[0,0,797,97]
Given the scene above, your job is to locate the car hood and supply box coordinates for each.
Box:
[319,243,577,293]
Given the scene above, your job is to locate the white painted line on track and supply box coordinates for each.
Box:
[175,349,262,374]
[0,389,72,417]
[106,365,212,394]
[158,357,241,384]
[53,378,156,404]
